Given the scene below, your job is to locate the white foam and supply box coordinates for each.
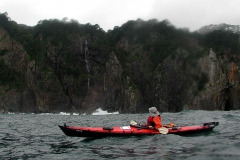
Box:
[59,112,70,115]
[92,108,119,115]
[39,112,78,115]
[5,110,118,115]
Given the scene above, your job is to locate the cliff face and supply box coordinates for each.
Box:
[0,19,240,114]
[182,49,240,111]
[0,27,70,113]
[0,25,142,114]
[111,29,240,112]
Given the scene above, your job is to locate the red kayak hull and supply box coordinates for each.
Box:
[59,122,219,137]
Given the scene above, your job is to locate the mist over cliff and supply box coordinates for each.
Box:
[0,13,240,114]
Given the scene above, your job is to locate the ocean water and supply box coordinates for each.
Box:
[0,110,240,160]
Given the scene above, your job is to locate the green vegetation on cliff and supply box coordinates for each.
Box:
[204,30,239,54]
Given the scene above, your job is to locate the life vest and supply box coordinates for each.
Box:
[147,115,161,127]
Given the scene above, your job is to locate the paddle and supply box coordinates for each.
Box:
[130,120,138,125]
[158,127,168,134]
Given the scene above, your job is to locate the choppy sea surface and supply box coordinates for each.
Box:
[1,110,240,160]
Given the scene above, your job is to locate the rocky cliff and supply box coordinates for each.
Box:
[0,16,240,114]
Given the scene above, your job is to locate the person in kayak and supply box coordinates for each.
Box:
[147,107,162,129]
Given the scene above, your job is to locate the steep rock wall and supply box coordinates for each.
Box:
[1,24,240,114]
[0,27,71,113]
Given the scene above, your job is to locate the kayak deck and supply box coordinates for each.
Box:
[59,122,219,137]
[59,125,160,137]
[168,122,219,135]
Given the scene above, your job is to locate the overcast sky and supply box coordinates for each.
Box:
[1,0,240,32]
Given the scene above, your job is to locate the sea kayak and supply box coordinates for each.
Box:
[58,121,219,137]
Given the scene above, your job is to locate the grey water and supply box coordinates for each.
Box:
[0,110,240,160]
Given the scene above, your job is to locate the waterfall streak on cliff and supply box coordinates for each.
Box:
[84,40,90,87]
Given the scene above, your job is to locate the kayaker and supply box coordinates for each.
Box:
[147,107,162,129]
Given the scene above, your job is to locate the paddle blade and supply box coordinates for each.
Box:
[158,127,169,134]
[130,120,138,125]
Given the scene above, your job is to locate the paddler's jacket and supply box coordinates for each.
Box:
[147,115,162,128]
